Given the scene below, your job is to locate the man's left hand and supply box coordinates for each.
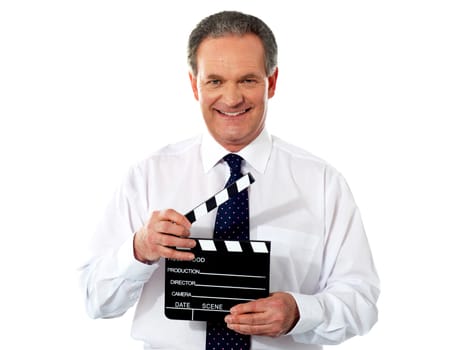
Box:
[224,292,300,337]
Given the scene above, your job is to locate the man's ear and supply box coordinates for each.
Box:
[268,67,279,99]
[189,72,199,101]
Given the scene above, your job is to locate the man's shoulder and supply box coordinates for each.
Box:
[271,135,330,168]
[133,135,202,170]
[147,135,201,159]
[271,135,345,184]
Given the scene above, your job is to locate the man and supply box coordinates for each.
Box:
[80,11,380,350]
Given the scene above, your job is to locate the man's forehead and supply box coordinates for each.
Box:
[195,35,266,77]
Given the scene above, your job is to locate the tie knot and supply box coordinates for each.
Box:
[223,153,243,175]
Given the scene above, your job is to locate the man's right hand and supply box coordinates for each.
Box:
[133,209,196,264]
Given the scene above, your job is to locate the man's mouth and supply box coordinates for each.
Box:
[216,108,251,117]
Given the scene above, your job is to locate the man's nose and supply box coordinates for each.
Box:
[221,83,243,107]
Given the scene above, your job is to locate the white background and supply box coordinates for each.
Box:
[1,1,470,349]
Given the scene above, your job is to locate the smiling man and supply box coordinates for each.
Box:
[81,11,380,350]
[189,33,277,153]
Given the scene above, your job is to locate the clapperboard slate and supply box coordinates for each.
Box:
[164,171,270,321]
[165,238,270,321]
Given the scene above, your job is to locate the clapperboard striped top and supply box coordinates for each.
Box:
[189,238,269,254]
[184,172,255,224]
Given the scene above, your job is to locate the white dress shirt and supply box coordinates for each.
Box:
[80,128,380,350]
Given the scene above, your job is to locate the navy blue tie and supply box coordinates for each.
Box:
[206,153,251,350]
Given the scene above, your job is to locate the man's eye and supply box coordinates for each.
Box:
[242,79,257,84]
[207,80,221,86]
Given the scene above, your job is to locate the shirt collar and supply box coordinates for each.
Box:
[201,128,272,175]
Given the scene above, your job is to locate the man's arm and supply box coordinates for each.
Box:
[224,170,380,344]
[79,166,195,319]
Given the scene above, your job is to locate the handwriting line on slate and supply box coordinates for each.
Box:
[191,295,254,301]
[195,284,266,290]
[199,272,266,279]
[166,306,231,313]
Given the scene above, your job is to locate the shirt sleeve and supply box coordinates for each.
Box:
[79,165,159,319]
[287,167,380,344]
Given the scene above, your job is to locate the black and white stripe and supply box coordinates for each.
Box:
[185,172,255,224]
[185,238,270,254]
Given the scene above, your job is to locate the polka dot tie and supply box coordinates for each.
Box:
[206,153,251,350]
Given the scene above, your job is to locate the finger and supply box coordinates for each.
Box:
[152,233,196,250]
[154,220,191,238]
[225,303,268,324]
[226,321,275,337]
[158,209,192,231]
[226,313,287,337]
[155,244,195,261]
[230,299,264,315]
[134,227,195,263]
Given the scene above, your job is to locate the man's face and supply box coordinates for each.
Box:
[189,34,278,152]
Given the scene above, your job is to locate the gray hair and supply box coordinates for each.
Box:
[187,11,278,76]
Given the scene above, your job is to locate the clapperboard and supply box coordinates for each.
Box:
[165,173,271,322]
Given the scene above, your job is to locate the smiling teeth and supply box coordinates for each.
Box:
[221,110,246,116]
